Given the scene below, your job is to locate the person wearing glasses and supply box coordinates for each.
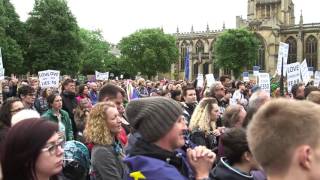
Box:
[17,85,37,110]
[0,97,24,145]
[42,94,74,141]
[1,118,64,180]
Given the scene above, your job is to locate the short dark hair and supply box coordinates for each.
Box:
[171,90,182,100]
[182,85,195,97]
[221,128,249,165]
[291,83,304,98]
[77,84,88,96]
[0,97,21,127]
[219,75,230,83]
[17,85,35,99]
[62,79,75,91]
[1,118,59,180]
[98,83,125,102]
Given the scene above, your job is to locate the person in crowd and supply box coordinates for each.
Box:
[1,118,64,180]
[171,89,182,102]
[291,83,305,100]
[89,82,98,105]
[209,82,229,115]
[210,128,260,180]
[42,93,74,141]
[304,85,320,98]
[61,79,78,138]
[18,85,36,109]
[99,83,129,140]
[242,90,270,128]
[124,97,215,180]
[74,98,91,142]
[136,78,149,98]
[189,97,221,150]
[35,87,52,115]
[84,102,127,180]
[76,84,92,108]
[231,81,248,107]
[247,99,320,180]
[181,85,198,123]
[223,105,247,129]
[0,97,24,144]
[306,91,320,104]
[2,76,18,102]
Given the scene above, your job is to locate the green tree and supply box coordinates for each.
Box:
[25,0,83,75]
[79,29,111,75]
[0,0,24,74]
[119,28,178,79]
[214,28,259,77]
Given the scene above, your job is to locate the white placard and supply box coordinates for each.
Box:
[258,73,270,94]
[0,68,5,80]
[38,70,60,88]
[120,74,123,79]
[253,66,260,76]
[197,74,204,88]
[95,71,109,80]
[300,59,310,85]
[286,63,300,92]
[205,74,215,88]
[314,71,320,87]
[243,72,249,82]
[0,48,3,69]
[277,42,289,76]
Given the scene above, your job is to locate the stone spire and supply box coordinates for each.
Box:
[176,26,179,33]
[206,23,210,32]
[222,21,226,30]
[299,10,303,26]
[191,25,194,33]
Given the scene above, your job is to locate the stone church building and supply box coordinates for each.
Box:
[173,0,320,80]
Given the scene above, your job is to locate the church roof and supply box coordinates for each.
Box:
[256,0,281,4]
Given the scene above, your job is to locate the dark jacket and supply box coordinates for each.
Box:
[210,158,254,180]
[42,109,74,141]
[190,129,218,151]
[90,143,127,180]
[124,139,192,180]
[61,91,78,136]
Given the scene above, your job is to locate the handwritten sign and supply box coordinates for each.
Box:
[38,70,60,88]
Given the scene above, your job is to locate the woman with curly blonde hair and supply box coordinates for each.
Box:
[84,101,127,180]
[189,97,221,150]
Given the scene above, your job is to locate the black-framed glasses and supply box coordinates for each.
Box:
[42,137,65,155]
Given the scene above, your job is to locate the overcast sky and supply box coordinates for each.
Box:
[10,0,320,44]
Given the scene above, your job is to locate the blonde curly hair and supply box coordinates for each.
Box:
[84,101,116,145]
[189,97,218,132]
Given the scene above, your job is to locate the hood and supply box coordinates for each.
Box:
[210,158,254,180]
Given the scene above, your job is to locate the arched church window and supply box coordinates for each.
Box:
[285,36,297,63]
[181,41,188,70]
[305,35,318,70]
[256,36,266,70]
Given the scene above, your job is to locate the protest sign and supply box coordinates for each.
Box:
[0,68,4,80]
[277,42,289,76]
[205,74,215,87]
[286,62,300,92]
[308,67,314,77]
[243,72,249,82]
[95,71,109,80]
[197,74,204,88]
[258,73,270,94]
[253,66,260,76]
[314,71,320,87]
[300,59,310,84]
[38,70,60,88]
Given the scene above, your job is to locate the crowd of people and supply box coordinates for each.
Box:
[0,74,320,180]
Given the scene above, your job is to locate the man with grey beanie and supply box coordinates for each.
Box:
[124,97,215,180]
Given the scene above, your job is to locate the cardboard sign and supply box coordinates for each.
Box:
[277,42,289,76]
[243,72,249,82]
[0,68,4,80]
[314,71,320,87]
[300,59,310,84]
[253,66,260,76]
[38,70,60,88]
[197,74,204,88]
[205,74,215,87]
[286,63,300,92]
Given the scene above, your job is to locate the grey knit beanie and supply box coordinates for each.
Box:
[126,97,183,142]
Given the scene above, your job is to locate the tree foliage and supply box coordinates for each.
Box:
[119,28,178,78]
[0,0,24,74]
[214,29,259,77]
[25,0,83,75]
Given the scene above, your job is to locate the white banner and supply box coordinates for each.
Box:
[314,71,320,87]
[286,63,300,92]
[197,74,204,88]
[38,70,60,88]
[95,71,109,80]
[277,42,289,76]
[300,59,310,85]
[258,73,270,94]
[205,74,215,88]
[0,68,4,80]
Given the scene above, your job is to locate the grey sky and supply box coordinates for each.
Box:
[10,0,320,44]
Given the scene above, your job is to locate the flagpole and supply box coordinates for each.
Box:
[280,57,284,97]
